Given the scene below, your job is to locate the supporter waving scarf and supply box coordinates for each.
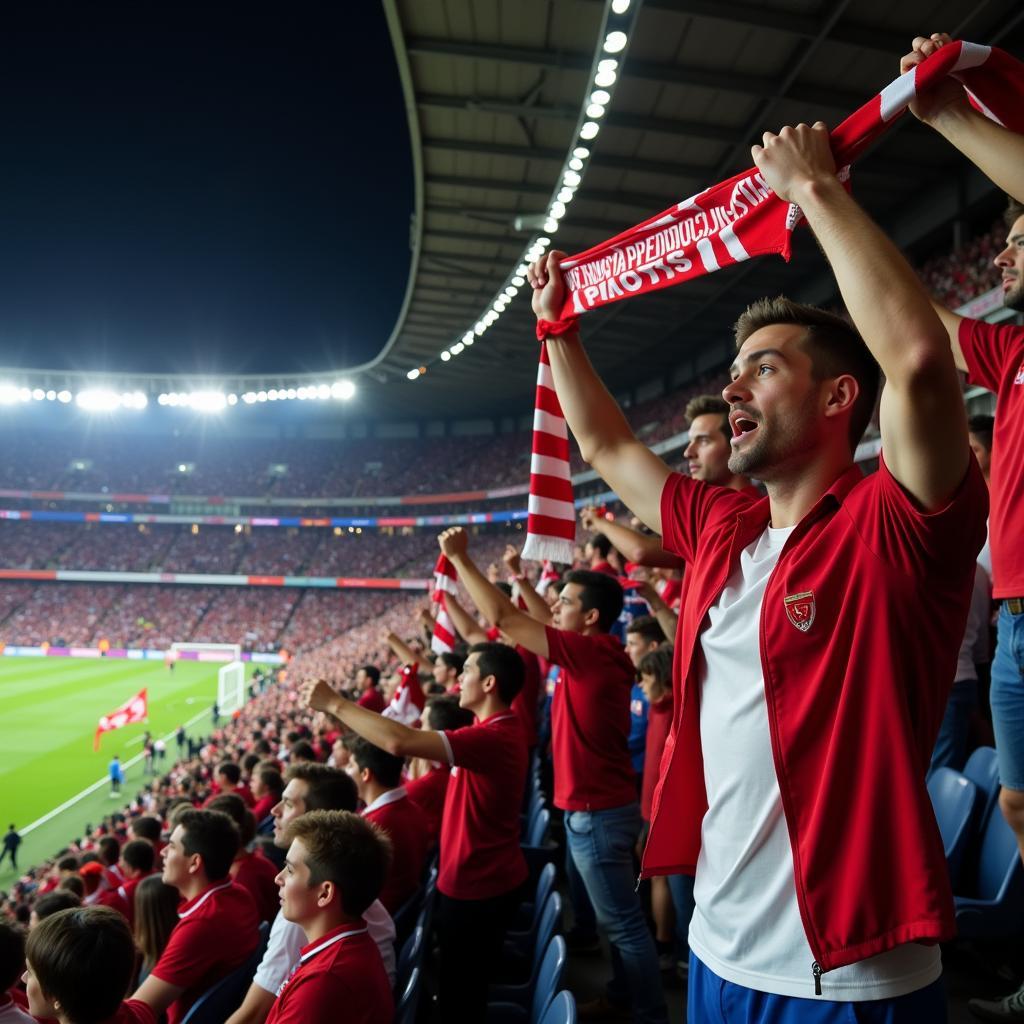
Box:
[430,553,458,654]
[524,40,1024,565]
[383,663,425,726]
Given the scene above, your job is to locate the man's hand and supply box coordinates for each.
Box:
[486,562,501,584]
[438,526,469,559]
[302,679,340,715]
[528,251,569,322]
[751,122,836,204]
[418,606,435,629]
[503,544,523,576]
[579,506,599,532]
[379,628,395,647]
[900,33,968,125]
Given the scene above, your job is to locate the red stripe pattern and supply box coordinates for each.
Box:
[431,554,459,654]
[522,341,576,565]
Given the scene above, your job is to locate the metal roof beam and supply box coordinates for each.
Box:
[406,38,865,110]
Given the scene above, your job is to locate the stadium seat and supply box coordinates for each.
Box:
[526,807,550,848]
[180,920,270,1024]
[955,799,1024,938]
[493,892,562,996]
[538,990,577,1024]
[963,746,1000,832]
[391,888,422,949]
[509,862,557,948]
[926,767,978,882]
[396,925,425,993]
[486,935,567,1023]
[394,965,421,1024]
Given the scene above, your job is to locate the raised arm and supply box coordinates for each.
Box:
[443,593,489,645]
[503,544,553,625]
[382,629,432,672]
[301,680,446,761]
[526,260,671,533]
[902,34,1024,205]
[580,506,682,569]
[636,579,679,641]
[752,122,969,510]
[438,528,549,659]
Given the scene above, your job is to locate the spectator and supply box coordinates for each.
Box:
[206,794,278,925]
[0,921,32,1023]
[117,839,157,926]
[403,698,469,844]
[265,811,393,1024]
[305,640,530,1020]
[133,876,180,986]
[225,763,395,1024]
[29,891,81,930]
[344,737,428,915]
[132,808,260,1024]
[354,667,385,713]
[251,765,283,826]
[109,756,125,797]
[24,906,154,1024]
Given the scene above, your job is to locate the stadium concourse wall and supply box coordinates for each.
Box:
[0,643,284,664]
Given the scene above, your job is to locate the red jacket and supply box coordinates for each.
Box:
[644,458,986,977]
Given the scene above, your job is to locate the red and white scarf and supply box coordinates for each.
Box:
[383,663,425,726]
[430,553,458,654]
[523,41,1024,564]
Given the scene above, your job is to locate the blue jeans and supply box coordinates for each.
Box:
[991,602,1024,790]
[929,678,977,775]
[667,873,695,960]
[565,802,668,1024]
[688,953,946,1022]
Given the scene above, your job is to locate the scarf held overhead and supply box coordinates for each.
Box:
[431,553,458,654]
[523,40,1024,566]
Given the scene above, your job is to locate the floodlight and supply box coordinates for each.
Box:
[604,31,627,53]
[586,103,606,119]
[407,368,420,380]
[76,388,123,411]
[580,122,600,140]
[331,380,356,400]
[57,390,71,403]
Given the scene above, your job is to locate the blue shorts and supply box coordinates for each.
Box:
[991,602,1024,791]
[687,954,946,1023]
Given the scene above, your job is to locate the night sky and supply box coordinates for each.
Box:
[0,3,412,376]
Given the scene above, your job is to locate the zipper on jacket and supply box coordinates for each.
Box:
[812,961,822,996]
[634,873,642,894]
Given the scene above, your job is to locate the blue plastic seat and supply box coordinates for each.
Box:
[491,892,562,1001]
[180,920,270,1024]
[963,746,1000,833]
[926,767,978,883]
[396,925,425,994]
[486,935,567,1023]
[394,965,421,1024]
[509,862,557,945]
[527,807,550,848]
[955,799,1024,938]
[538,990,577,1024]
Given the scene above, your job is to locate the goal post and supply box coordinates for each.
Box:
[168,642,246,716]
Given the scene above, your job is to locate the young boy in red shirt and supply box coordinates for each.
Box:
[266,810,393,1024]
[304,640,529,1021]
[23,906,155,1024]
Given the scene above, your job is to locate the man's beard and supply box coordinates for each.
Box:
[1005,278,1024,312]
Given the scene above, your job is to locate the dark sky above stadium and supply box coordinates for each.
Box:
[0,3,412,377]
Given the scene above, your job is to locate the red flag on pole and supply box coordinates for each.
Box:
[94,688,148,751]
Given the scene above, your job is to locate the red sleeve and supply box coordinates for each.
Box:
[150,920,205,989]
[659,471,756,564]
[543,627,600,677]
[958,317,1021,392]
[856,454,988,581]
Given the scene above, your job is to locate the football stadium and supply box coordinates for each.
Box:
[2,2,1024,1022]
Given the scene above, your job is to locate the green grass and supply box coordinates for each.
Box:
[0,657,248,888]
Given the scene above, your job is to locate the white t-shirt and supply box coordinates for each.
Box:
[688,524,942,1000]
[253,898,397,994]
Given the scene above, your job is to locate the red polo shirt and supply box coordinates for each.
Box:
[959,317,1024,596]
[405,764,450,845]
[231,849,280,923]
[100,1001,156,1024]
[265,925,392,1024]
[544,628,637,811]
[363,791,428,913]
[438,711,529,901]
[252,793,277,822]
[644,457,986,974]
[640,693,672,823]
[151,880,260,1024]
[357,688,386,713]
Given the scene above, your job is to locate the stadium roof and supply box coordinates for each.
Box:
[4,0,1024,423]
[365,0,1024,417]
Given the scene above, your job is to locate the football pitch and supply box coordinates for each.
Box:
[0,656,249,886]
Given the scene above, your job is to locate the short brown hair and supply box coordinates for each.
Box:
[1004,199,1024,229]
[734,296,880,451]
[284,762,358,813]
[177,809,240,882]
[26,906,135,1024]
[283,810,392,918]
[684,394,730,441]
[626,615,666,645]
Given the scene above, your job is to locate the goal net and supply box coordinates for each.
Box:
[168,642,246,717]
